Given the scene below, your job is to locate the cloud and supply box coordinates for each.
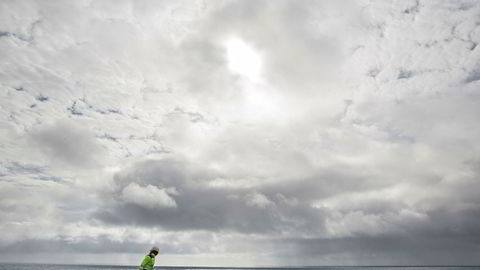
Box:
[275,234,480,266]
[245,192,273,208]
[2,0,480,266]
[29,119,105,168]
[121,183,177,209]
[95,158,287,233]
[90,156,407,237]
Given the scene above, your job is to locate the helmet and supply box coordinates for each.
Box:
[150,246,159,253]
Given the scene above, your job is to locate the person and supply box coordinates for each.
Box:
[139,246,159,270]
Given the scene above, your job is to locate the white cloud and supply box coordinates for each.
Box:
[245,192,272,208]
[121,183,177,209]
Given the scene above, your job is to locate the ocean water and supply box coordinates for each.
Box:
[0,266,479,270]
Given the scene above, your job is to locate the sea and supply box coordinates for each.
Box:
[0,266,479,270]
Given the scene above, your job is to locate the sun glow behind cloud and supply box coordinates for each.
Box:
[225,37,262,82]
[223,37,287,124]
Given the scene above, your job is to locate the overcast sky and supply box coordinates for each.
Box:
[1,0,480,267]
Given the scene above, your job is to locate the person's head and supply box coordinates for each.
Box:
[149,246,159,257]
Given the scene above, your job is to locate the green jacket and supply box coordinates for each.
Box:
[139,255,155,270]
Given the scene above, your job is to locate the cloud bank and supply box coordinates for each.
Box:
[1,0,480,266]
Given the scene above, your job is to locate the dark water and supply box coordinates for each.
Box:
[0,266,479,270]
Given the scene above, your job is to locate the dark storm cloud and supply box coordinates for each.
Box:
[94,158,332,234]
[94,157,399,235]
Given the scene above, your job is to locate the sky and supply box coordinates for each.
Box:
[1,0,480,267]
